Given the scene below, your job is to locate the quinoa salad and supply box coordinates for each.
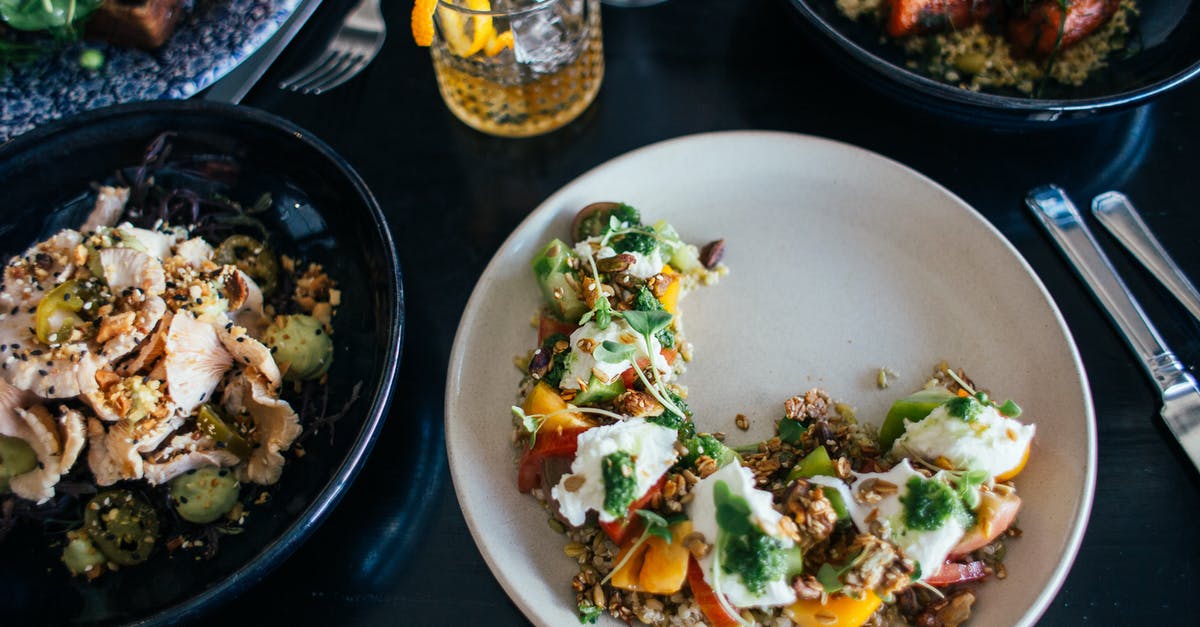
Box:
[0,134,346,579]
[836,0,1139,94]
[511,203,1036,626]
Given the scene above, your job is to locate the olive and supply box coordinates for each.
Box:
[571,202,643,243]
[263,314,334,381]
[170,466,241,524]
[61,529,107,577]
[83,490,159,566]
[196,404,252,459]
[215,235,279,294]
[0,434,37,493]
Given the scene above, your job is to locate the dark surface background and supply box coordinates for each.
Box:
[203,0,1200,624]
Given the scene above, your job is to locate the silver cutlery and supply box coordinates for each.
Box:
[1026,184,1200,474]
[278,0,386,95]
[1091,191,1200,325]
[203,0,325,103]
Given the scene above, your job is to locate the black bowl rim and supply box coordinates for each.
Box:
[0,100,405,626]
[788,0,1200,117]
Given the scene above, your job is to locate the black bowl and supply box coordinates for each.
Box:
[0,101,404,624]
[788,0,1200,126]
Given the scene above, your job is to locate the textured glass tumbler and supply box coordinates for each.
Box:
[431,0,604,138]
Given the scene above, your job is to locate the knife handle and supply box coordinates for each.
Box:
[1026,185,1189,394]
[1091,191,1200,326]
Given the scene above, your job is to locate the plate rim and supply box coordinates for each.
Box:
[444,129,1097,627]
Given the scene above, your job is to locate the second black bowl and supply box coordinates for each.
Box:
[788,0,1200,126]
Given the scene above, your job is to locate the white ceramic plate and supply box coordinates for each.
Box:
[445,131,1095,627]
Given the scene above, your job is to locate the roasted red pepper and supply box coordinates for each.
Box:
[599,475,667,545]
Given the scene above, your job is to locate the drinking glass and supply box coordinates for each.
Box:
[430,0,604,138]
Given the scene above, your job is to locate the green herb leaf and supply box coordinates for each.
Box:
[998,399,1022,417]
[636,509,673,542]
[594,340,636,364]
[817,562,844,594]
[911,561,923,582]
[778,418,805,445]
[602,451,638,517]
[0,0,103,33]
[713,480,754,536]
[578,602,602,624]
[945,395,984,422]
[512,406,544,448]
[623,310,673,336]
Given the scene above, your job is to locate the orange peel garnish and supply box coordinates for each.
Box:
[484,29,514,57]
[411,0,438,47]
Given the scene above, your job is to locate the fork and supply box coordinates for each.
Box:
[1091,191,1200,325]
[279,0,386,95]
[1026,185,1200,474]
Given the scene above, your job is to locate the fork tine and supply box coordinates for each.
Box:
[292,51,352,93]
[278,0,385,95]
[279,49,338,91]
[307,54,369,94]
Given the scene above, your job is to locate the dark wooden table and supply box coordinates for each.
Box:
[210,0,1200,624]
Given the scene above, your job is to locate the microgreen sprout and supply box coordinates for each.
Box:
[577,248,614,330]
[941,369,1021,419]
[577,602,602,624]
[816,549,865,594]
[620,310,687,417]
[511,405,626,448]
[599,509,678,585]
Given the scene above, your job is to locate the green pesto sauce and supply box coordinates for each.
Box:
[944,395,984,422]
[602,451,637,516]
[900,475,958,531]
[722,530,788,594]
[713,480,788,594]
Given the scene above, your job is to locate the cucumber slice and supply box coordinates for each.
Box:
[879,388,957,450]
[786,446,850,520]
[572,374,625,406]
[531,239,587,322]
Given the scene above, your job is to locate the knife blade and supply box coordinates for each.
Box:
[203,0,326,103]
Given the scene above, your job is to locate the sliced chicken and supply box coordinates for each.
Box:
[80,187,129,234]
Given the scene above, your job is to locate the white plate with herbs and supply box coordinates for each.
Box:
[444,130,1095,627]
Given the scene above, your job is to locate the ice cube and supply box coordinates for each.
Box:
[511,0,585,73]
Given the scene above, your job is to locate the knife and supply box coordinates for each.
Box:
[203,0,326,103]
[1027,184,1200,474]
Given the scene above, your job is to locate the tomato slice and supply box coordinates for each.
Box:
[925,560,988,587]
[537,311,579,344]
[619,349,679,389]
[516,426,590,493]
[599,475,666,545]
[687,556,742,627]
